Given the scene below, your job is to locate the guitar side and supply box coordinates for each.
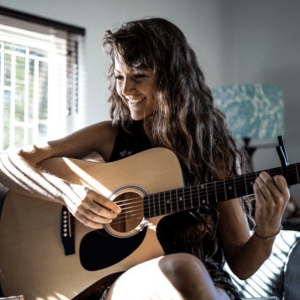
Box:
[0,148,184,300]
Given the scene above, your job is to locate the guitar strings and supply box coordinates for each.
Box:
[111,168,284,212]
[101,168,299,225]
[93,167,297,216]
[69,166,299,227]
[69,171,299,228]
[113,166,298,211]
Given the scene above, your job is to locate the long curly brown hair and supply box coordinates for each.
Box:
[103,18,253,259]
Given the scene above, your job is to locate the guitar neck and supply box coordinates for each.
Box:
[144,163,300,218]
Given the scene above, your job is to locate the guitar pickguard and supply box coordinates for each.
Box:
[80,227,147,271]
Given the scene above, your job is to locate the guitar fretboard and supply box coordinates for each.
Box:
[143,163,300,218]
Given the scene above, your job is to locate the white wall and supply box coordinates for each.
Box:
[0,0,233,125]
[231,0,300,204]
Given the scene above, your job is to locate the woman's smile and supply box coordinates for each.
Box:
[127,97,147,106]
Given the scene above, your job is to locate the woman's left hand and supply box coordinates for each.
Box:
[253,172,290,238]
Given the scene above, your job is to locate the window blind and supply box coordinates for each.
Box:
[0,6,85,153]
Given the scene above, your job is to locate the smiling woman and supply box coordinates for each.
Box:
[0,17,290,300]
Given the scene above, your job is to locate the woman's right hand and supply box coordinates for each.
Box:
[64,184,121,229]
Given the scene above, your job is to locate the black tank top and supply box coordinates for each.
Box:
[108,120,224,264]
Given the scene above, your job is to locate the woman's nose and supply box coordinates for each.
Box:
[122,79,136,96]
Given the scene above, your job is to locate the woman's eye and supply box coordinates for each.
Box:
[135,74,145,79]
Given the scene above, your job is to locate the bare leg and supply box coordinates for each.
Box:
[105,253,231,300]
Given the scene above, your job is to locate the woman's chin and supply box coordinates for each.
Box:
[130,112,153,121]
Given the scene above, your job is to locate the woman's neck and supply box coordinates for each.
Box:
[142,117,156,147]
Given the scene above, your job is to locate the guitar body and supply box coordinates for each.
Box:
[0,148,184,300]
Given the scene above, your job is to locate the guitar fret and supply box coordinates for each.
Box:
[178,188,184,210]
[215,180,225,203]
[244,173,248,196]
[205,184,209,205]
[149,194,154,217]
[223,179,227,201]
[153,194,156,217]
[143,196,149,219]
[233,176,237,198]
[197,185,201,206]
[159,193,165,215]
[165,192,172,214]
[226,178,235,200]
[154,194,159,217]
[164,192,167,214]
[214,181,218,202]
[158,193,161,216]
[190,186,194,208]
[148,195,151,218]
[199,184,206,206]
[185,188,192,209]
[183,188,186,210]
[236,175,247,199]
[247,175,255,195]
[171,190,177,213]
[151,194,155,218]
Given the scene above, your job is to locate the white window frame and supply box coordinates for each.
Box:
[0,24,70,154]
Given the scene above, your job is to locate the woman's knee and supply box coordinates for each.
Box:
[158,253,210,292]
[159,253,204,275]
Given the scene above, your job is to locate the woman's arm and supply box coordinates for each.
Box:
[215,169,289,280]
[0,121,121,229]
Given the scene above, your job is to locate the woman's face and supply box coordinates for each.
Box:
[114,56,157,121]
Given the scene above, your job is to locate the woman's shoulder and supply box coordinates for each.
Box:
[92,120,119,135]
[83,120,119,161]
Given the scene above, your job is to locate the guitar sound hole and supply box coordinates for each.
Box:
[110,192,144,233]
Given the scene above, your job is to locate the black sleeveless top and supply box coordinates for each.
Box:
[108,120,221,258]
[107,120,241,300]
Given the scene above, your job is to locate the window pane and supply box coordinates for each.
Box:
[3,90,11,150]
[5,43,26,54]
[30,48,47,58]
[28,127,33,145]
[15,83,25,122]
[28,58,34,123]
[15,126,24,149]
[39,61,48,120]
[38,124,47,141]
[4,53,11,87]
[16,56,25,81]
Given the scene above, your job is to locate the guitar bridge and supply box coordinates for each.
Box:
[60,206,75,255]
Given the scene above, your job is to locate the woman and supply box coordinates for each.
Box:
[0,18,289,300]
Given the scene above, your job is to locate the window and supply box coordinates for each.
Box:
[0,6,85,154]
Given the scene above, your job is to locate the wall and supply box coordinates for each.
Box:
[0,0,233,125]
[231,0,300,204]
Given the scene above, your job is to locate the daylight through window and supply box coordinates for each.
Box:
[0,7,85,154]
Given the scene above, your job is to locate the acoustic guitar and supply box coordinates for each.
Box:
[0,148,298,300]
